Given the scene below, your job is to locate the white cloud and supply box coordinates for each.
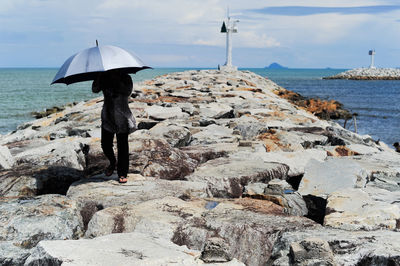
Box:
[145,54,195,64]
[238,32,280,48]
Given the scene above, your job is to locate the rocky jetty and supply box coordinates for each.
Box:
[1,69,399,265]
[324,67,400,80]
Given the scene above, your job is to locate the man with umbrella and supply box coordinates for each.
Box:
[52,42,150,183]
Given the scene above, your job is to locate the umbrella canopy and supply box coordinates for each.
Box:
[51,44,150,85]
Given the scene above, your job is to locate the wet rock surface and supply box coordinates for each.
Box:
[0,69,399,265]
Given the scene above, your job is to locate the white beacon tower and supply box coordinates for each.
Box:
[219,9,239,72]
[369,49,376,69]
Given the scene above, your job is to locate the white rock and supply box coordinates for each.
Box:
[13,137,88,170]
[191,124,236,145]
[145,105,188,120]
[185,157,289,198]
[231,149,327,177]
[0,145,14,170]
[324,188,400,231]
[199,102,233,119]
[67,174,210,208]
[25,232,245,265]
[149,122,191,147]
[298,158,368,198]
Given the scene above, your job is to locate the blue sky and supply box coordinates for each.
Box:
[1,0,400,68]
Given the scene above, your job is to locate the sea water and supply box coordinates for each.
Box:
[250,68,400,146]
[0,68,398,146]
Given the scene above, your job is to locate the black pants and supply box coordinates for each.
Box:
[101,128,129,177]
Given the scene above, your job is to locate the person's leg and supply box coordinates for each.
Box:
[116,132,129,180]
[101,128,116,175]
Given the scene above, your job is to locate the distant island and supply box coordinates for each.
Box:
[265,62,288,69]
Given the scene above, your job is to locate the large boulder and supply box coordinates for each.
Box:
[25,232,245,266]
[244,179,308,216]
[129,136,197,180]
[198,102,233,119]
[84,196,206,239]
[172,198,318,266]
[144,105,188,120]
[148,123,191,147]
[231,149,327,177]
[67,174,210,210]
[180,143,235,164]
[78,196,316,266]
[298,158,368,199]
[185,157,289,198]
[0,241,31,266]
[269,228,400,265]
[190,124,237,145]
[12,137,88,170]
[289,238,336,266]
[324,188,400,231]
[0,165,84,197]
[0,195,82,246]
[0,195,82,264]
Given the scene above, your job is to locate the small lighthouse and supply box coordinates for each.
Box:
[369,49,376,69]
[219,9,239,72]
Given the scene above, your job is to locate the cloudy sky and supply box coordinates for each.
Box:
[1,0,400,68]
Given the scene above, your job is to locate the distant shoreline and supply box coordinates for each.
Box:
[323,67,400,80]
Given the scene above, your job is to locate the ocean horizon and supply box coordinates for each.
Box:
[0,67,398,147]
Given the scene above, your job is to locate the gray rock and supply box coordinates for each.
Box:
[201,237,232,263]
[186,157,289,198]
[324,188,400,231]
[278,130,329,150]
[75,196,315,265]
[129,137,197,180]
[172,200,318,266]
[198,102,233,119]
[269,228,400,265]
[0,195,82,250]
[84,196,206,239]
[244,180,308,216]
[190,124,237,145]
[233,117,267,140]
[176,102,195,115]
[0,241,31,266]
[0,165,84,197]
[0,145,14,170]
[243,182,269,196]
[231,149,327,177]
[298,158,368,199]
[12,137,88,170]
[145,105,188,120]
[180,143,237,164]
[289,238,336,266]
[67,174,210,209]
[149,122,191,147]
[25,232,245,266]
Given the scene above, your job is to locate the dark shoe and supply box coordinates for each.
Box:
[104,164,115,176]
[118,176,128,183]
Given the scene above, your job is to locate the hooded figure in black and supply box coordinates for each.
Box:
[92,70,136,183]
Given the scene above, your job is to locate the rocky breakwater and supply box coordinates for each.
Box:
[0,69,399,265]
[324,67,400,80]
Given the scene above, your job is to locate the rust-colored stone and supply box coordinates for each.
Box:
[274,87,351,120]
[234,198,285,215]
